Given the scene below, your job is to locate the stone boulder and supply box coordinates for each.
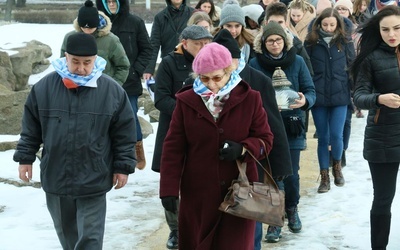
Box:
[0,51,17,90]
[9,40,52,91]
[0,86,30,135]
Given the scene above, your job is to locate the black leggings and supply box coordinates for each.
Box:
[368,162,399,215]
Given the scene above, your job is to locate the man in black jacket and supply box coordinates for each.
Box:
[143,0,193,81]
[14,33,136,250]
[152,25,212,249]
[96,0,153,170]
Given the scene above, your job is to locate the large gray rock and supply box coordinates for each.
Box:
[9,40,52,91]
[0,87,30,134]
[0,51,17,90]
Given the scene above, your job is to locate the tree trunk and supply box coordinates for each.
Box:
[5,0,15,22]
[16,0,26,8]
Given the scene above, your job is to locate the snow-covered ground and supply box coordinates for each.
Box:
[0,22,399,250]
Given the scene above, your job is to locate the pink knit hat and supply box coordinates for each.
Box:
[192,42,233,74]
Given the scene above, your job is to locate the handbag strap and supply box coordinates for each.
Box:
[244,139,280,191]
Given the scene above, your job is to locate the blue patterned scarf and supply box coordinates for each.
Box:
[193,71,242,119]
[52,56,107,88]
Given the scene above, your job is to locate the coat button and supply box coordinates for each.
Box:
[220,181,226,186]
[219,128,224,133]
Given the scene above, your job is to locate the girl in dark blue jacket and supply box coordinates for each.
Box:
[304,8,355,193]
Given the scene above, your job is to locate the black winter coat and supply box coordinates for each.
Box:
[353,43,400,163]
[13,72,137,197]
[151,45,194,172]
[144,0,194,74]
[96,0,153,96]
[239,65,293,179]
[305,18,355,107]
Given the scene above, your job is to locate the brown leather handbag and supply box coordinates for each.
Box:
[218,149,285,227]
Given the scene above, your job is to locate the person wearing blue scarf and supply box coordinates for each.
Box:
[14,32,137,249]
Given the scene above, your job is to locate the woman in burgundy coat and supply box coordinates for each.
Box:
[159,42,274,250]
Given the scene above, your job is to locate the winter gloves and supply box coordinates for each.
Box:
[161,196,178,213]
[219,140,244,161]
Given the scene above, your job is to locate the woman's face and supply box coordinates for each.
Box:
[200,2,212,14]
[321,17,338,33]
[380,15,400,48]
[265,34,285,57]
[199,69,229,94]
[262,0,278,6]
[335,5,350,18]
[196,20,211,32]
[290,8,305,24]
[222,22,243,38]
[360,1,368,12]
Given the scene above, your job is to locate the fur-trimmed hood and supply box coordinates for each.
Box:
[73,11,112,38]
[253,28,293,54]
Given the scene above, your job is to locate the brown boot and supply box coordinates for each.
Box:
[135,141,146,170]
[318,169,330,193]
[332,160,345,186]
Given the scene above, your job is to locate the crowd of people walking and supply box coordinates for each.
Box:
[12,0,400,249]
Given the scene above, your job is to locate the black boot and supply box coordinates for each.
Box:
[371,213,391,250]
[332,160,345,186]
[166,230,178,249]
[318,169,330,193]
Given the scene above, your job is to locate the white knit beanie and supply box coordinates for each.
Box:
[219,0,246,27]
[242,4,264,23]
[334,0,353,14]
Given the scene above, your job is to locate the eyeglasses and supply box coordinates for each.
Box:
[107,0,116,4]
[336,7,349,11]
[266,37,284,45]
[199,73,226,83]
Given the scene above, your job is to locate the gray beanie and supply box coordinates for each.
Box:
[179,25,213,40]
[219,0,246,27]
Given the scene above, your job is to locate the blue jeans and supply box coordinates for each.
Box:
[312,105,347,170]
[128,95,142,141]
[278,149,301,208]
[254,221,262,250]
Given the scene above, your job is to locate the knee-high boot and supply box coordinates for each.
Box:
[371,213,391,250]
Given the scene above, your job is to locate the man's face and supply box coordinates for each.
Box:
[267,15,287,29]
[171,0,183,8]
[107,0,118,14]
[182,38,211,57]
[81,27,97,34]
[65,53,96,76]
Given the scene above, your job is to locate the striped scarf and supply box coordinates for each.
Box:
[235,51,246,74]
[193,71,242,119]
[52,56,107,88]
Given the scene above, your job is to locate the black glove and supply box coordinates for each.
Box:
[219,140,243,161]
[285,116,305,137]
[161,196,178,213]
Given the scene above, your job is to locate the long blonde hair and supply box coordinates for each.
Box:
[288,0,315,15]
[213,26,254,48]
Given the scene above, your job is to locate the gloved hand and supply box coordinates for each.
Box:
[219,140,244,161]
[161,196,178,213]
